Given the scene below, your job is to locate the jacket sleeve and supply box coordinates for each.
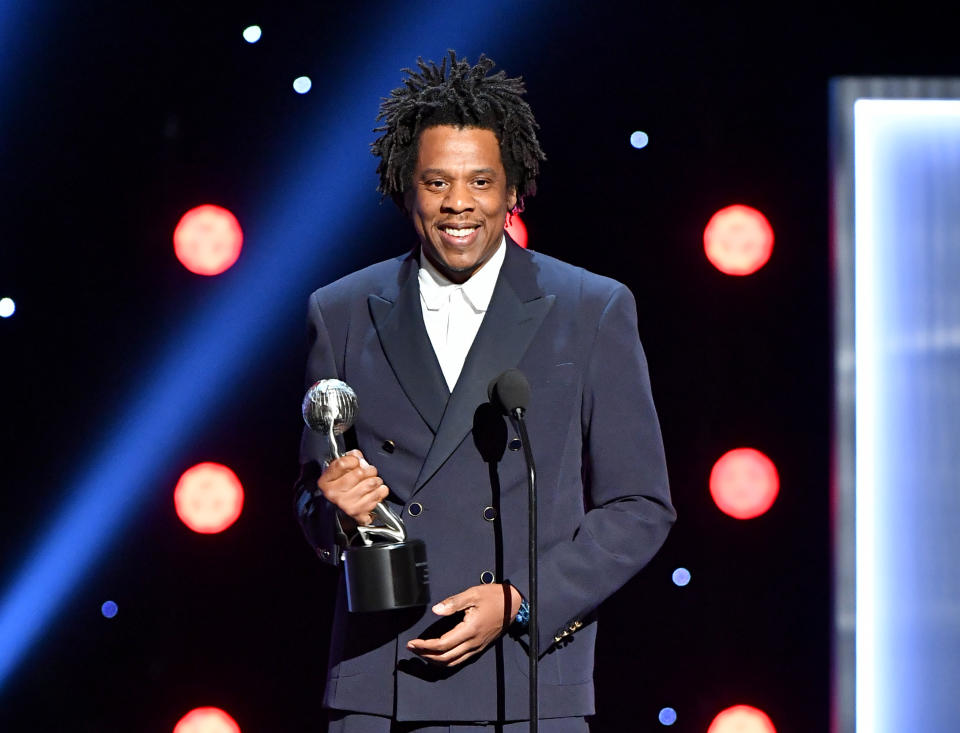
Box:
[506,284,676,654]
[294,291,349,567]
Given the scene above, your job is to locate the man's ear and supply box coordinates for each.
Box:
[400,189,414,216]
[507,186,518,213]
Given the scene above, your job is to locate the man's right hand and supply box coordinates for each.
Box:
[316,449,389,525]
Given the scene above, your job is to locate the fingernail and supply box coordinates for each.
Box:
[432,603,445,613]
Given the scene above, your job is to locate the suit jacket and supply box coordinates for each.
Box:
[295,239,675,722]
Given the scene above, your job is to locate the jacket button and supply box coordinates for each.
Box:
[480,570,495,584]
[381,440,396,453]
[318,548,331,560]
[483,506,497,521]
[407,502,423,517]
[509,438,522,451]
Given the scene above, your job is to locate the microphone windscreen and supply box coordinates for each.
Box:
[488,368,531,413]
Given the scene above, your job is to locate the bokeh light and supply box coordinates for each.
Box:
[293,76,312,94]
[672,567,691,587]
[242,25,261,43]
[505,212,528,248]
[703,204,774,275]
[174,463,244,534]
[658,707,677,725]
[173,707,241,733]
[630,130,650,149]
[707,705,776,733]
[0,297,15,318]
[173,205,243,276]
[100,600,118,619]
[710,448,779,520]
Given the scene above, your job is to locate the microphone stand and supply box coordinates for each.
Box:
[510,407,538,733]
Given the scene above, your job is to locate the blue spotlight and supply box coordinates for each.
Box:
[630,130,649,149]
[293,76,312,94]
[0,0,548,694]
[0,297,14,318]
[242,25,262,44]
[671,567,690,587]
[658,707,677,725]
[100,601,118,619]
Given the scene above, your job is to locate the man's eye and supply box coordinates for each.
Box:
[428,180,446,189]
[474,179,490,186]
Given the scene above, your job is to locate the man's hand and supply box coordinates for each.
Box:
[316,449,389,526]
[407,583,523,667]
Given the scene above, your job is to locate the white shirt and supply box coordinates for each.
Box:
[418,236,506,392]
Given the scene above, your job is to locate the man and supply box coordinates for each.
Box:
[295,52,675,732]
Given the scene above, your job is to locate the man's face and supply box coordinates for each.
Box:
[405,125,517,284]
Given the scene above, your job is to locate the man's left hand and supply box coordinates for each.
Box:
[406,583,522,667]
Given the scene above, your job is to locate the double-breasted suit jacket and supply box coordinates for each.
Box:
[296,239,675,722]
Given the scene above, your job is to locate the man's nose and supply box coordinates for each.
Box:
[441,181,474,212]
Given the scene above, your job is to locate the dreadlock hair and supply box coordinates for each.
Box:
[371,51,546,211]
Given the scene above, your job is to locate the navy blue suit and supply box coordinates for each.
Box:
[296,239,675,722]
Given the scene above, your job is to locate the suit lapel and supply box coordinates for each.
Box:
[414,242,555,491]
[368,254,449,433]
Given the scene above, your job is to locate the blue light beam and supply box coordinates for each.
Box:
[0,0,550,692]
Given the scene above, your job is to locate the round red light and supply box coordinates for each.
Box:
[174,463,244,534]
[703,204,773,275]
[505,212,528,248]
[173,707,241,733]
[709,448,779,520]
[173,204,243,276]
[707,705,776,733]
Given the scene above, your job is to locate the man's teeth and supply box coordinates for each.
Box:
[443,227,477,237]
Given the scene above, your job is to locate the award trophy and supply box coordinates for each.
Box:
[302,379,429,612]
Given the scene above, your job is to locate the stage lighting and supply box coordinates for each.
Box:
[174,463,244,534]
[293,76,312,94]
[709,448,779,520]
[242,26,261,44]
[173,205,243,276]
[505,212,528,248]
[630,130,649,149]
[0,297,14,318]
[671,567,691,587]
[708,705,776,733]
[173,707,240,733]
[100,600,118,619]
[658,707,677,725]
[703,204,774,275]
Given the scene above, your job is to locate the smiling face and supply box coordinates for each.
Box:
[404,125,517,284]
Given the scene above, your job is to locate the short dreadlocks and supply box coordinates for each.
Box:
[371,51,546,211]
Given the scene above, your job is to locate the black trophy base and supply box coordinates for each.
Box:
[344,539,429,612]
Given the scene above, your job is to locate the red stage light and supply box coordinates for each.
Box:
[173,204,243,276]
[173,707,241,733]
[505,212,528,248]
[703,204,773,275]
[709,448,779,519]
[174,462,244,534]
[707,705,776,733]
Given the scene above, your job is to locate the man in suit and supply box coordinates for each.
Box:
[295,52,675,732]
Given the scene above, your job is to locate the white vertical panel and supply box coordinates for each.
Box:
[833,81,960,733]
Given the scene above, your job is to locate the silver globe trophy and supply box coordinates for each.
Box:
[302,379,429,612]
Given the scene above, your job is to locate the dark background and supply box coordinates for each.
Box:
[1,1,958,730]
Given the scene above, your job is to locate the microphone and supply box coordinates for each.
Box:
[489,368,538,733]
[488,368,531,416]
